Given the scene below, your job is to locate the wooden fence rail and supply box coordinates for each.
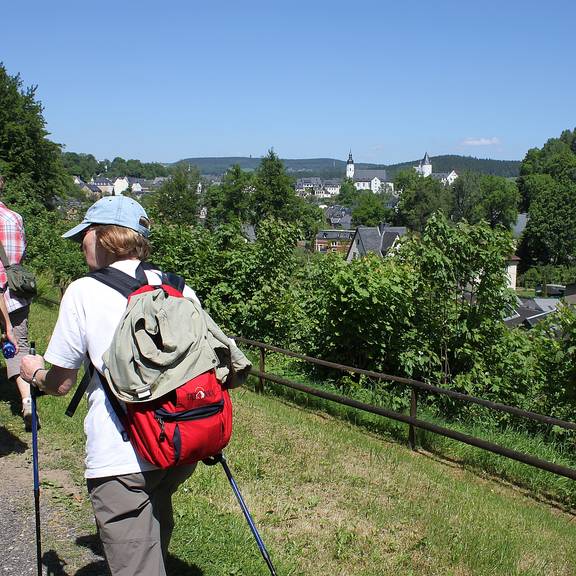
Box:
[234,336,576,481]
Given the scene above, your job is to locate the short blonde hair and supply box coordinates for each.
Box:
[96,225,151,261]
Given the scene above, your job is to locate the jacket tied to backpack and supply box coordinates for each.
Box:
[102,286,250,403]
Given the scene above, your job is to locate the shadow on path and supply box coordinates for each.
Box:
[42,533,204,576]
[0,425,27,456]
[0,368,29,456]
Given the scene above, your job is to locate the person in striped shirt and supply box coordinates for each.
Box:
[0,175,34,429]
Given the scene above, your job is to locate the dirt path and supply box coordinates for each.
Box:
[0,423,106,575]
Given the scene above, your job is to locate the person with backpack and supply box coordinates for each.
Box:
[20,195,250,576]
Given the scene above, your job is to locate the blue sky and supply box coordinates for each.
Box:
[1,0,574,165]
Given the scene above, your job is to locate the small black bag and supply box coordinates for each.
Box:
[0,242,37,300]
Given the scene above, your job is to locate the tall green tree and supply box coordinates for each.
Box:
[518,128,576,265]
[60,152,100,181]
[152,165,200,225]
[397,213,515,386]
[251,149,298,224]
[394,170,452,232]
[517,173,556,212]
[519,128,576,186]
[204,164,253,228]
[351,190,392,226]
[476,175,519,229]
[0,63,71,205]
[336,178,359,207]
[451,171,483,223]
[109,157,128,178]
[519,180,576,266]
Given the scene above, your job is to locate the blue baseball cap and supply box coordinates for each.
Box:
[62,195,151,242]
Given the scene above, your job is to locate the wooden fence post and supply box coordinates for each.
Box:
[408,387,418,450]
[257,348,265,393]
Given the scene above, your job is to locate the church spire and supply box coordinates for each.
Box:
[346,150,354,179]
[415,151,432,177]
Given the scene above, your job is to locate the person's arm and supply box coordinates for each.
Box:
[20,354,78,396]
[0,289,16,348]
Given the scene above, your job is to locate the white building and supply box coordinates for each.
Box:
[345,152,394,194]
[113,177,146,195]
[295,177,340,198]
[414,152,458,186]
[323,179,341,197]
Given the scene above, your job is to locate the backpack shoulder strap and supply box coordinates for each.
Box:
[65,359,129,442]
[65,362,93,417]
[66,265,147,416]
[163,271,186,293]
[140,261,186,293]
[87,264,147,298]
[0,240,10,269]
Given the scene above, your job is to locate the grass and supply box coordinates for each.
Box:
[515,287,536,298]
[257,352,576,507]
[1,297,575,575]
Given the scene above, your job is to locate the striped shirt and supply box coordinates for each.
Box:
[0,202,31,313]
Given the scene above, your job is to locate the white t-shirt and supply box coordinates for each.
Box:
[44,259,200,479]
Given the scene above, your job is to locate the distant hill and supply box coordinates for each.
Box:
[385,155,521,178]
[177,155,521,179]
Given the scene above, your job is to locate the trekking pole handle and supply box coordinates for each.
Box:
[29,342,45,398]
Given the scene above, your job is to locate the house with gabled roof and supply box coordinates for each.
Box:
[504,296,560,328]
[295,177,323,196]
[345,223,407,262]
[325,205,352,229]
[91,177,114,195]
[315,229,355,254]
[85,183,103,200]
[431,171,458,186]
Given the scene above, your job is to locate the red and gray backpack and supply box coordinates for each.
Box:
[66,263,232,469]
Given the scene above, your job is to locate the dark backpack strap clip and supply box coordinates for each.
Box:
[65,359,129,442]
[97,371,130,442]
[65,362,93,417]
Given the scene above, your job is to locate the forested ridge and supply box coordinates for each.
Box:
[60,153,521,181]
[173,154,521,178]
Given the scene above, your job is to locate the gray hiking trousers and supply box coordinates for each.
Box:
[87,464,196,576]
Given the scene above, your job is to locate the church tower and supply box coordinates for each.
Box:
[416,152,432,177]
[346,151,354,179]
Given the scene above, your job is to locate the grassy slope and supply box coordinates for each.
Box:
[1,299,574,575]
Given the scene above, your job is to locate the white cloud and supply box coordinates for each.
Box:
[461,137,500,146]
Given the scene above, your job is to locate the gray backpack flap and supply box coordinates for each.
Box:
[0,241,37,300]
[6,263,37,299]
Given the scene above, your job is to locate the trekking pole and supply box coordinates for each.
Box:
[30,341,42,576]
[204,453,278,576]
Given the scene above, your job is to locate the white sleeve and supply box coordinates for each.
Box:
[44,282,88,369]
